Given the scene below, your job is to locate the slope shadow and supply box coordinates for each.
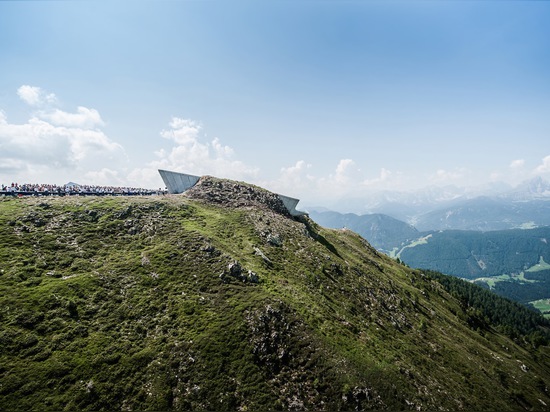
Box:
[299,216,341,259]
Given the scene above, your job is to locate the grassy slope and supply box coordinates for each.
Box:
[1,195,550,411]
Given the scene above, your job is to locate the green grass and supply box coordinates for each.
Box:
[526,256,550,272]
[474,271,539,289]
[530,299,550,319]
[1,194,550,411]
[393,234,433,259]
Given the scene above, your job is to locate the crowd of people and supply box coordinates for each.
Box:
[1,182,166,196]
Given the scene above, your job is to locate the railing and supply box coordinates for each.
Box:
[0,190,166,197]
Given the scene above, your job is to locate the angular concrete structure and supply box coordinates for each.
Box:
[277,194,306,217]
[158,169,306,216]
[158,169,200,194]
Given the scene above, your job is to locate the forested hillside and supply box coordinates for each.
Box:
[396,228,550,309]
[397,228,550,278]
[425,270,549,345]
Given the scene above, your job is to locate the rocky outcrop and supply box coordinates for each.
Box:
[219,261,259,284]
[184,176,291,216]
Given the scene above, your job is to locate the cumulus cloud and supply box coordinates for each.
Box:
[280,160,312,180]
[313,159,367,198]
[535,155,550,175]
[510,159,525,169]
[266,160,314,196]
[269,159,406,202]
[40,107,105,128]
[0,86,125,183]
[317,159,363,188]
[131,117,258,187]
[364,168,392,186]
[500,155,550,185]
[334,159,360,184]
[162,118,202,145]
[17,85,56,106]
[0,115,121,166]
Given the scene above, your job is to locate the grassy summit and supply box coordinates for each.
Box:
[1,177,550,411]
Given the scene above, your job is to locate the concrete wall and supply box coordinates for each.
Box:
[158,170,200,194]
[278,194,306,216]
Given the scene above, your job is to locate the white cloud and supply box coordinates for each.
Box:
[127,167,163,189]
[334,159,359,184]
[0,158,28,174]
[364,168,392,186]
[17,85,56,106]
[535,155,550,174]
[212,137,235,159]
[0,116,122,166]
[132,117,259,188]
[321,159,363,187]
[84,168,124,186]
[0,86,125,184]
[40,107,104,128]
[280,160,311,178]
[269,159,405,202]
[510,159,525,169]
[266,160,314,196]
[314,159,366,198]
[161,118,201,145]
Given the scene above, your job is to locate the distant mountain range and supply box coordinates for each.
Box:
[308,178,550,312]
[308,177,550,232]
[412,197,550,231]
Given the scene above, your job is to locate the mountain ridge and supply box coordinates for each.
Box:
[2,179,550,410]
[311,177,550,229]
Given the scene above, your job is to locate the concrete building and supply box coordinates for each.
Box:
[277,194,306,217]
[158,169,306,216]
[158,169,201,194]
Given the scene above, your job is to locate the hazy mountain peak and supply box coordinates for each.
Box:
[503,176,550,200]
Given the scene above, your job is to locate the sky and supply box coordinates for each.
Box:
[0,0,549,205]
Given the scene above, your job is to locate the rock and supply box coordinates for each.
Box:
[267,233,282,246]
[184,176,291,217]
[254,247,272,265]
[247,270,259,283]
[201,243,219,256]
[115,206,133,219]
[141,255,150,266]
[220,261,259,284]
[85,380,95,393]
[521,363,529,373]
[125,219,139,235]
[85,209,99,220]
[228,261,242,277]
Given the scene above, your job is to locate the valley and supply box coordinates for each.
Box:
[308,181,550,317]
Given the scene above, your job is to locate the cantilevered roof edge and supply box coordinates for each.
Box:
[158,169,201,194]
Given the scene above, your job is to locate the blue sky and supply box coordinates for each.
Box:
[1,0,549,204]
